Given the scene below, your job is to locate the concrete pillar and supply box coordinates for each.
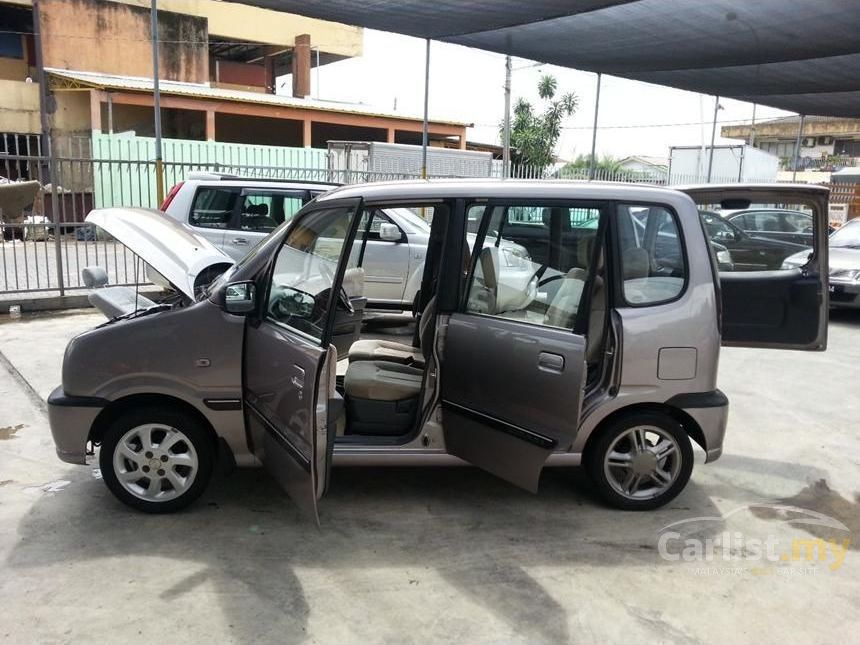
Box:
[302,119,312,148]
[458,135,466,150]
[264,55,275,94]
[387,128,395,143]
[292,34,311,98]
[205,110,216,141]
[89,89,102,134]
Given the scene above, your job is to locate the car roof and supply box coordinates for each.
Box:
[184,172,338,191]
[316,179,689,204]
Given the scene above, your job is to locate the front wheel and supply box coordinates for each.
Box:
[585,412,693,511]
[99,407,214,513]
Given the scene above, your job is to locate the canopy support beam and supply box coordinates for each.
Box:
[151,0,164,205]
[792,115,806,181]
[502,55,511,179]
[421,38,430,179]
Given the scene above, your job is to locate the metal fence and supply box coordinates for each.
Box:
[1,142,856,301]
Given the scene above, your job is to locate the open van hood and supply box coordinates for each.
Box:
[86,208,233,299]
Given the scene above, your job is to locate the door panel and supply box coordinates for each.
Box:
[362,239,410,304]
[243,198,363,520]
[244,321,326,522]
[441,313,587,492]
[682,186,828,350]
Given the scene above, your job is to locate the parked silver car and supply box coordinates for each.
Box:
[161,172,525,310]
[783,216,860,308]
[47,181,829,519]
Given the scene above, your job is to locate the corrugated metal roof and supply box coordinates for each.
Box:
[46,68,471,127]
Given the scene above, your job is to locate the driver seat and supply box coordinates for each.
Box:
[347,296,436,366]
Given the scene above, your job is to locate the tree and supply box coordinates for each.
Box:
[503,75,578,174]
[560,154,625,177]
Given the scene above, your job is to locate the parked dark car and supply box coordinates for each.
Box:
[724,208,820,246]
[699,210,809,271]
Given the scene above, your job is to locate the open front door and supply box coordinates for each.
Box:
[243,199,362,522]
[440,200,602,492]
[682,185,829,350]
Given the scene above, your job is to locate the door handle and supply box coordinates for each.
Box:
[232,237,249,246]
[537,352,565,373]
[291,365,305,400]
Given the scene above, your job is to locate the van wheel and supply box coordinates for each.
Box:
[99,407,214,513]
[585,412,693,511]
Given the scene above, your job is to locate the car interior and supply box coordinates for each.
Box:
[331,201,615,442]
[262,198,691,446]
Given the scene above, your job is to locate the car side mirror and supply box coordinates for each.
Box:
[224,281,257,315]
[379,223,402,242]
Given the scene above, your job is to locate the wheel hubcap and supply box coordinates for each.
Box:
[112,424,199,502]
[603,425,682,501]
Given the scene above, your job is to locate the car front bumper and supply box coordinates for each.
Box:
[47,386,107,465]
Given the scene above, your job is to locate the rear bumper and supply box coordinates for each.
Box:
[667,390,729,464]
[47,386,107,465]
[829,282,860,308]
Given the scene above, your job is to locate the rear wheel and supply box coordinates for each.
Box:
[585,412,693,511]
[99,407,214,513]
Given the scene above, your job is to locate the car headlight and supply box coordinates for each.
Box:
[830,268,860,282]
[716,249,732,265]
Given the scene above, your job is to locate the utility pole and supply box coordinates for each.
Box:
[502,55,511,179]
[151,0,164,205]
[588,72,602,180]
[749,103,757,148]
[706,96,720,183]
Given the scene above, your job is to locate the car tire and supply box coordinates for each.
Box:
[99,406,214,514]
[585,411,693,511]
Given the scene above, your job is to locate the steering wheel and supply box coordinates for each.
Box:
[318,261,354,314]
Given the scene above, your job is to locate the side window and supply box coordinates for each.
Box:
[618,205,685,305]
[239,192,305,232]
[189,188,237,229]
[464,202,604,331]
[266,206,356,341]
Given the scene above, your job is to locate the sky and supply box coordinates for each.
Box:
[281,29,796,163]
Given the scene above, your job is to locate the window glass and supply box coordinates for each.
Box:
[464,203,603,331]
[618,205,685,305]
[240,192,305,232]
[266,206,356,340]
[189,188,237,229]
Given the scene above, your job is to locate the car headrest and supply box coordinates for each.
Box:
[622,248,650,280]
[245,202,269,216]
[81,265,109,288]
[478,246,500,291]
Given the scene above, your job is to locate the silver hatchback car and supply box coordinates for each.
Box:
[47,181,829,519]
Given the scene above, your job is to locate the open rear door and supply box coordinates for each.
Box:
[243,199,362,523]
[681,185,829,350]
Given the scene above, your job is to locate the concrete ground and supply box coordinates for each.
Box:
[0,309,859,644]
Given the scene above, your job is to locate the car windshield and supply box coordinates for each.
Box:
[830,219,860,248]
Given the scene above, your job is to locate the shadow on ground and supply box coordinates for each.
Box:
[7,465,722,643]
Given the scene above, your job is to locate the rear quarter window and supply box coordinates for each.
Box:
[190,188,237,229]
